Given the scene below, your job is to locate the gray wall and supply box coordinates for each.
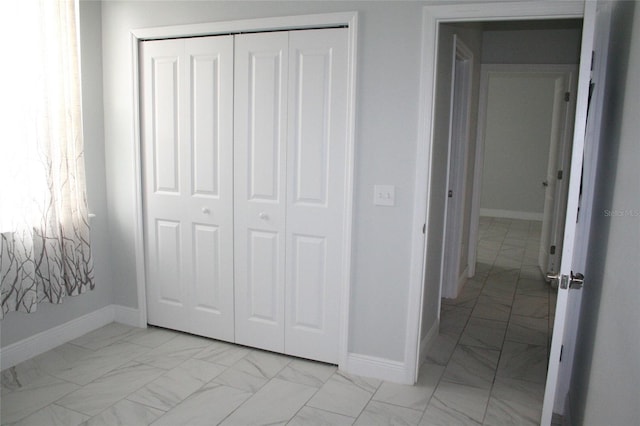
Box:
[479,72,557,217]
[421,23,483,341]
[570,1,640,424]
[101,1,424,362]
[1,0,112,348]
[479,27,581,219]
[482,28,582,65]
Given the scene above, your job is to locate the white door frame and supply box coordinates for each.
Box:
[468,63,578,278]
[408,0,585,384]
[441,35,474,299]
[129,12,358,369]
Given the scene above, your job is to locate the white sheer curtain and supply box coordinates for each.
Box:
[0,0,94,318]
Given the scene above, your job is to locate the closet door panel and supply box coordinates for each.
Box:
[285,28,349,363]
[185,36,235,340]
[142,39,191,332]
[142,36,234,341]
[234,32,288,352]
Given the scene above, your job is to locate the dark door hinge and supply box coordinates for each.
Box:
[557,170,563,180]
[550,245,556,255]
[560,345,564,362]
[565,92,570,102]
[422,223,426,234]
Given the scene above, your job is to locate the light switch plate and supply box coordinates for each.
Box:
[374,185,395,206]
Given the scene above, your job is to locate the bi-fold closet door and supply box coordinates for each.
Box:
[141,28,348,364]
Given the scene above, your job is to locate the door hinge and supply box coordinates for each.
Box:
[557,170,563,180]
[560,345,564,362]
[422,223,426,234]
[550,245,556,255]
[448,190,453,198]
[564,92,570,102]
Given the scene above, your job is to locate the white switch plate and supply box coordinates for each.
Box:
[374,185,395,206]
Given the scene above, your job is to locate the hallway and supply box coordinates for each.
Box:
[422,217,554,424]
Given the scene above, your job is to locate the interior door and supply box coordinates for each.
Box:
[442,35,472,299]
[284,28,348,364]
[141,36,235,341]
[234,31,289,353]
[541,1,605,423]
[538,70,577,278]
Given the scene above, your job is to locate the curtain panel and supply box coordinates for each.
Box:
[0,0,94,319]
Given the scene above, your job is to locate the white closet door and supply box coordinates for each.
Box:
[142,36,235,341]
[234,32,289,352]
[285,28,348,364]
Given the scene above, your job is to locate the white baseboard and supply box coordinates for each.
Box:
[113,305,143,327]
[480,208,543,221]
[344,352,410,384]
[420,320,439,364]
[0,304,142,370]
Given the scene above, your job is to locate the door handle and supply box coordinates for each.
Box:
[547,272,585,290]
[542,180,549,187]
[259,212,269,220]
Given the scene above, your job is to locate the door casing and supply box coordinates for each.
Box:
[130,12,358,370]
[410,0,586,392]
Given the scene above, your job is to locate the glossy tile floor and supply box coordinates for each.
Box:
[1,217,553,426]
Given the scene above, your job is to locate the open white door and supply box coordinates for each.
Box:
[542,1,610,423]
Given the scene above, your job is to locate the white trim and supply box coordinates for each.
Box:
[130,12,358,373]
[0,305,142,370]
[419,319,439,365]
[479,208,544,222]
[113,305,143,327]
[409,0,584,396]
[344,353,409,384]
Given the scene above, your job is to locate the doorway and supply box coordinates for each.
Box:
[409,4,588,424]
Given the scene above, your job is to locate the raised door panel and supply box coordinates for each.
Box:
[234,32,288,352]
[285,28,349,363]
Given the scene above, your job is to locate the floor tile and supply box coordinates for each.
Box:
[440,306,472,335]
[424,332,458,366]
[230,349,291,380]
[121,326,181,348]
[128,358,226,411]
[354,400,423,426]
[484,377,545,426]
[496,341,548,384]
[442,345,499,390]
[212,364,269,393]
[51,340,152,386]
[505,314,548,346]
[471,295,511,322]
[8,404,89,426]
[459,318,507,350]
[150,383,251,426]
[56,361,164,416]
[276,358,337,388]
[421,381,490,425]
[372,362,444,411]
[288,406,355,426]
[194,340,250,366]
[84,399,165,426]
[135,333,213,370]
[69,323,138,350]
[511,294,549,318]
[307,371,380,417]
[0,374,79,424]
[219,378,317,425]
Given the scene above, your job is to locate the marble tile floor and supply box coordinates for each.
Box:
[1,217,554,426]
